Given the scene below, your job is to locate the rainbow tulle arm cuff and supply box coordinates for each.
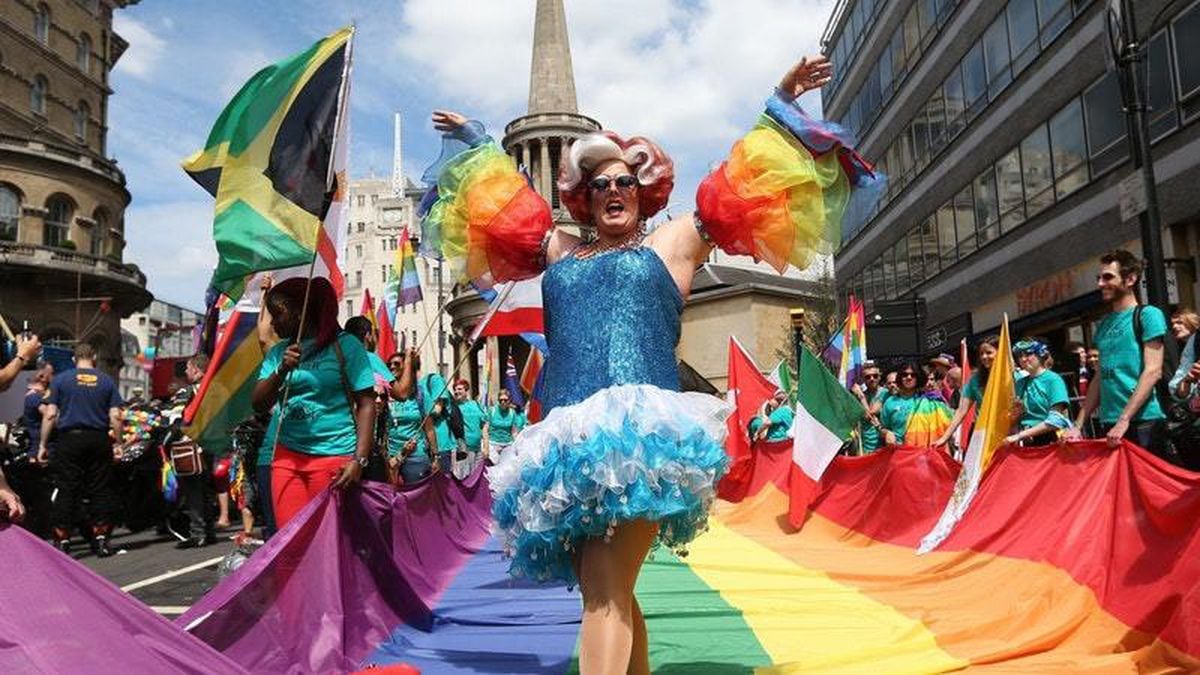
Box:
[419,122,552,286]
[695,91,886,273]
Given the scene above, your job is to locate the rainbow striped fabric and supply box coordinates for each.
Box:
[179,435,1200,672]
[183,311,262,454]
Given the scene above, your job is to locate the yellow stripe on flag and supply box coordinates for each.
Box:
[684,513,967,673]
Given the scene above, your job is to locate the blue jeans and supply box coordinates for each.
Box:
[401,454,432,484]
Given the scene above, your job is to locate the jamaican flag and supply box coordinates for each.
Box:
[183,27,352,300]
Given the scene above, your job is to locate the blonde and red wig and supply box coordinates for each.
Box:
[557,131,674,224]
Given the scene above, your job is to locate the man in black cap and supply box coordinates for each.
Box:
[39,342,123,557]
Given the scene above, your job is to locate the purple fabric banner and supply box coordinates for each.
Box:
[0,523,246,674]
[178,467,494,672]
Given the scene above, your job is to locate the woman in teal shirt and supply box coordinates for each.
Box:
[485,389,524,459]
[880,363,924,445]
[935,336,999,449]
[252,278,376,528]
[749,390,794,443]
[386,351,438,484]
[1006,340,1072,447]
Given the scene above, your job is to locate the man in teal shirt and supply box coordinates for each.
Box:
[1069,250,1168,455]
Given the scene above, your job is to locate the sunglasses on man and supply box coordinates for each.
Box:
[588,174,638,192]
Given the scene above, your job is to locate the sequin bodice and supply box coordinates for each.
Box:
[541,247,682,412]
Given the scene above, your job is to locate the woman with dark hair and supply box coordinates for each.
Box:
[424,53,878,673]
[880,363,925,446]
[386,348,438,484]
[934,336,999,448]
[252,277,376,528]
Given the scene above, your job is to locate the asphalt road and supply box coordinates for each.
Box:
[74,526,245,618]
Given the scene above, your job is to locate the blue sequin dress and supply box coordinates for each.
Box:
[489,247,731,584]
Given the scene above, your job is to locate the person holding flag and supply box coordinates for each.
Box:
[425,51,880,673]
[934,337,999,449]
[1005,339,1073,446]
[749,389,794,443]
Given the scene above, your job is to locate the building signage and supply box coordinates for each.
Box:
[1016,271,1074,316]
[1118,172,1147,223]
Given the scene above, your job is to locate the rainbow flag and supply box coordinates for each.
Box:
[396,227,424,311]
[177,440,1200,672]
[182,27,352,301]
[836,295,867,388]
[183,310,262,454]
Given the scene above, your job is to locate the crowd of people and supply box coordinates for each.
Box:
[0,277,533,555]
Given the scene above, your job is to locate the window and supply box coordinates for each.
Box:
[354,270,362,288]
[936,201,958,266]
[346,301,353,316]
[890,31,909,81]
[907,227,926,285]
[1175,1,1200,118]
[926,88,946,151]
[974,166,1000,245]
[77,33,91,72]
[92,209,108,256]
[1147,30,1177,140]
[920,218,941,275]
[31,75,47,115]
[355,243,363,258]
[919,0,937,37]
[954,185,977,257]
[45,196,72,248]
[893,237,910,295]
[1083,70,1128,174]
[982,12,1012,99]
[961,44,987,117]
[357,195,365,207]
[75,101,89,140]
[34,4,49,44]
[381,265,387,283]
[903,4,921,62]
[0,185,19,241]
[1020,123,1054,217]
[371,195,378,204]
[944,67,966,138]
[357,222,365,233]
[879,45,894,99]
[880,247,896,299]
[1038,0,1070,46]
[911,110,931,170]
[1007,0,1040,75]
[996,148,1025,232]
[1048,98,1087,198]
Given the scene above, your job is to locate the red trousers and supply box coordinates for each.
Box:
[271,445,350,528]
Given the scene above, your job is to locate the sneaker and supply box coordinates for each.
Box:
[92,536,114,558]
[54,539,71,556]
[175,537,202,549]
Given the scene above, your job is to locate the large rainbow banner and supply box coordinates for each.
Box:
[177,439,1200,672]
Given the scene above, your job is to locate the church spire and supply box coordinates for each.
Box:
[527,0,578,114]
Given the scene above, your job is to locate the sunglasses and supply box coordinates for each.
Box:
[900,372,917,379]
[588,174,638,192]
[864,373,881,379]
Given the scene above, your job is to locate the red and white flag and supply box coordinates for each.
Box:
[718,336,776,502]
[477,276,544,337]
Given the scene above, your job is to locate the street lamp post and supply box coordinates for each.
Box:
[1106,0,1171,311]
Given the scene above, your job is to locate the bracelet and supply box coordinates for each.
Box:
[14,355,27,364]
[693,210,714,246]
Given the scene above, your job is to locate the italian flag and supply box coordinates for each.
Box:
[787,345,865,527]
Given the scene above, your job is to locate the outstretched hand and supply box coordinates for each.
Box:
[432,110,468,133]
[778,55,833,100]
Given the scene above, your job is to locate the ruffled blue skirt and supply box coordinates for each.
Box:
[489,384,731,585]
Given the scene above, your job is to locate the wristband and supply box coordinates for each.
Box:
[14,355,27,364]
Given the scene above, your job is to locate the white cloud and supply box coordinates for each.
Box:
[112,15,167,79]
[122,200,217,308]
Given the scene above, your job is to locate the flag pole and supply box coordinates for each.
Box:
[271,26,355,449]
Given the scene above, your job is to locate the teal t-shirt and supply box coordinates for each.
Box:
[367,352,396,385]
[1094,306,1167,424]
[748,405,794,442]
[1017,369,1070,429]
[459,399,486,451]
[879,392,919,444]
[257,413,278,467]
[417,373,455,454]
[962,372,984,407]
[257,333,375,456]
[487,406,523,444]
[861,388,888,453]
[387,398,425,457]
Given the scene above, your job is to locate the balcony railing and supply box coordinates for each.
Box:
[0,134,125,184]
[0,241,146,287]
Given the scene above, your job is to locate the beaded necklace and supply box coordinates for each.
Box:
[573,221,647,260]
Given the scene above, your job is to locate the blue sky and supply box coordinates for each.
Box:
[109,0,835,310]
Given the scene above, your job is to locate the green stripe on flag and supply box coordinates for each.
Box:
[797,346,863,439]
[211,199,315,292]
[568,551,770,672]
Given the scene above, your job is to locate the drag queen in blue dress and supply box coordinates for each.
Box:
[422,55,877,674]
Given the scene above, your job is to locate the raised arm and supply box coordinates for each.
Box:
[423,110,556,285]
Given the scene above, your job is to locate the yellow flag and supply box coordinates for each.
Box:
[918,315,1015,553]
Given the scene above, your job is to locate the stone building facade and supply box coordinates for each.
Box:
[0,0,148,375]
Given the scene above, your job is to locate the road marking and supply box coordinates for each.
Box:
[149,605,191,615]
[120,555,225,592]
